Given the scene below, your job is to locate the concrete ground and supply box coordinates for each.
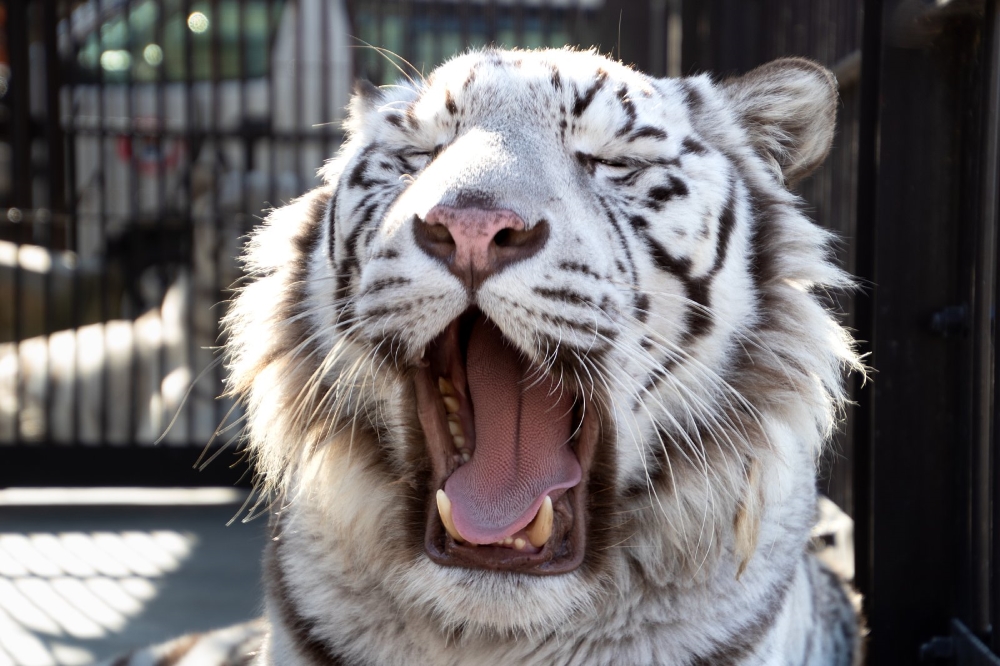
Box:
[0,488,267,666]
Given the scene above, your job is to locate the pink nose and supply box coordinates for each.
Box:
[415,205,549,290]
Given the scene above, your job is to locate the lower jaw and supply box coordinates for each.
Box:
[424,480,588,574]
[417,367,601,575]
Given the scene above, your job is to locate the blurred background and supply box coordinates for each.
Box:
[0,0,997,664]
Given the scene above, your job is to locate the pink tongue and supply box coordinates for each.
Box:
[444,319,581,545]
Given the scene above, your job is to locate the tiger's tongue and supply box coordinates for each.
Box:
[444,319,581,545]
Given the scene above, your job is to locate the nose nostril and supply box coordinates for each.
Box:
[425,223,455,246]
[493,228,513,247]
[414,217,458,261]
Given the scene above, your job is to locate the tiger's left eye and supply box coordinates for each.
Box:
[593,157,629,168]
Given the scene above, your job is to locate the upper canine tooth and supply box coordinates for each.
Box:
[436,490,464,543]
[443,396,460,413]
[438,378,455,396]
[526,495,554,548]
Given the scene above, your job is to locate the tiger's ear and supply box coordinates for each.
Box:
[721,58,837,186]
[350,79,383,115]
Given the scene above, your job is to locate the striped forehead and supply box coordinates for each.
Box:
[409,50,688,135]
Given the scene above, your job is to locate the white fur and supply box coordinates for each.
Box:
[222,49,861,666]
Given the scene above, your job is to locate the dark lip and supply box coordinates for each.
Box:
[413,317,601,574]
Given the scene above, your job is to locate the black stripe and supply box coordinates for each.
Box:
[559,260,603,281]
[334,200,379,304]
[326,192,338,265]
[628,215,692,278]
[347,153,376,189]
[628,125,668,141]
[364,276,411,296]
[444,89,458,115]
[266,536,349,666]
[550,64,563,90]
[681,136,708,155]
[533,286,593,306]
[680,79,706,115]
[614,84,637,137]
[646,177,689,211]
[596,195,638,286]
[633,292,650,324]
[630,183,740,408]
[463,65,478,90]
[572,69,608,117]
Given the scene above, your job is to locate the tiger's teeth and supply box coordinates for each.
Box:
[453,435,466,447]
[443,396,460,413]
[448,420,463,436]
[438,377,455,396]
[526,495,554,548]
[514,538,526,551]
[460,449,471,463]
[436,490,464,543]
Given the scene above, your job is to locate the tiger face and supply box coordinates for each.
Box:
[226,48,859,657]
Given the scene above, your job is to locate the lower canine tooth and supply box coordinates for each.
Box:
[526,495,554,548]
[436,490,464,543]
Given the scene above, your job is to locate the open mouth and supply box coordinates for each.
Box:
[415,309,598,574]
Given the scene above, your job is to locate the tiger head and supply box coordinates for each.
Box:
[225,48,858,636]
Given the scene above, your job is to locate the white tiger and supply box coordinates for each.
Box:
[109,48,863,666]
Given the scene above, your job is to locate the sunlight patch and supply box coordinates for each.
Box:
[0,530,195,666]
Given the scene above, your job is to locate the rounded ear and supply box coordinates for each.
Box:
[348,79,384,116]
[722,58,838,186]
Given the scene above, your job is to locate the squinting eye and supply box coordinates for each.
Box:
[593,157,629,168]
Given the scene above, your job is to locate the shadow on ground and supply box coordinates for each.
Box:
[0,490,267,665]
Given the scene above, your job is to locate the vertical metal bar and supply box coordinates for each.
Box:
[429,0,442,66]
[320,0,332,160]
[460,0,470,51]
[513,0,524,46]
[667,0,682,78]
[182,0,195,447]
[208,0,222,444]
[65,4,81,447]
[485,0,496,46]
[154,0,167,446]
[7,0,31,210]
[852,0,883,640]
[124,0,138,445]
[540,0,551,49]
[96,0,110,445]
[42,0,65,213]
[267,0,277,209]
[40,0,61,443]
[375,0,385,82]
[294,0,304,190]
[982,0,1000,651]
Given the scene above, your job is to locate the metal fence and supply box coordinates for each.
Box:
[5,0,1000,662]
